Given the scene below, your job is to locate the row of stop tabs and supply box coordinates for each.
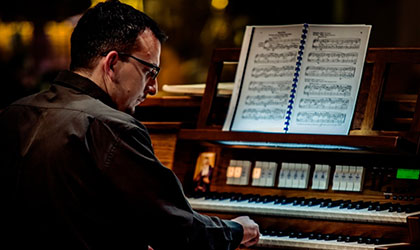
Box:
[226,160,365,192]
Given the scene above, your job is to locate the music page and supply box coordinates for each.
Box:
[223,25,302,132]
[288,25,371,134]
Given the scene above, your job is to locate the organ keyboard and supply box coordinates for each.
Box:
[188,192,420,224]
[257,230,410,249]
[167,48,420,249]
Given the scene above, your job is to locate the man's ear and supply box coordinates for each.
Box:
[103,51,119,79]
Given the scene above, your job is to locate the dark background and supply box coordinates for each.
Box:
[0,0,419,108]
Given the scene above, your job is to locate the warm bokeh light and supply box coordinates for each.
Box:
[44,21,74,57]
[91,0,143,11]
[0,21,33,58]
[0,1,144,56]
[211,0,228,10]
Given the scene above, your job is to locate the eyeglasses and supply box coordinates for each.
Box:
[118,52,160,80]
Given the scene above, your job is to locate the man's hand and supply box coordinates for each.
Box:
[231,216,260,248]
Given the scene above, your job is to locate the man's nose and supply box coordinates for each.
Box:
[146,78,158,96]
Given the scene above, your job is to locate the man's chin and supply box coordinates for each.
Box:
[124,107,136,115]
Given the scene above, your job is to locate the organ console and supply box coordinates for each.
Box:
[160,48,420,249]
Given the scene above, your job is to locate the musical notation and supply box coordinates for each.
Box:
[298,97,350,110]
[254,52,297,64]
[242,108,286,120]
[258,38,300,51]
[307,52,358,64]
[245,94,289,107]
[248,81,292,93]
[296,111,346,124]
[224,24,371,134]
[251,66,295,78]
[303,83,352,97]
[305,66,356,78]
[312,38,361,49]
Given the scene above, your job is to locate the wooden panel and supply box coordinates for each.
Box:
[178,129,418,152]
[149,132,177,169]
[144,122,182,170]
[197,48,240,129]
[408,216,420,243]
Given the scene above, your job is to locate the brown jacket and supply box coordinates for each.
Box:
[0,70,242,250]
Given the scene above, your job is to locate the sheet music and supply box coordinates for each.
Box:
[288,25,371,134]
[223,24,371,135]
[224,25,302,132]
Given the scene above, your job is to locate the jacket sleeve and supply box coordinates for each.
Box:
[86,119,243,250]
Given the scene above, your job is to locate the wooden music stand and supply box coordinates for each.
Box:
[193,48,420,154]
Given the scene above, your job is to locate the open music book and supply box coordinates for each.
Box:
[223,24,371,135]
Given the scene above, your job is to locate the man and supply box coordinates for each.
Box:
[0,1,260,250]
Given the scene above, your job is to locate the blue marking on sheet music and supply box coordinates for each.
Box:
[284,23,309,132]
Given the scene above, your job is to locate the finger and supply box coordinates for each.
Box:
[242,233,260,247]
[243,237,259,248]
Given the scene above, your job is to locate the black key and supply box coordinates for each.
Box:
[397,205,406,213]
[218,192,232,200]
[324,234,337,241]
[365,238,373,244]
[261,229,270,235]
[388,203,400,212]
[339,200,352,209]
[292,197,305,206]
[368,202,380,211]
[319,199,332,207]
[308,198,324,207]
[288,231,297,238]
[277,230,288,237]
[345,236,357,242]
[192,192,205,199]
[248,194,261,203]
[336,235,345,242]
[266,230,277,236]
[281,197,295,205]
[405,205,420,213]
[301,198,317,206]
[229,193,240,201]
[308,233,317,239]
[328,200,344,208]
[356,201,371,210]
[376,202,392,211]
[261,195,275,203]
[316,233,325,240]
[373,238,384,245]
[204,192,218,200]
[348,200,363,209]
[234,193,253,202]
[273,196,286,204]
[232,193,250,202]
[297,232,308,238]
[357,236,367,244]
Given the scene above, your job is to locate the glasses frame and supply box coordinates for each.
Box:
[117,52,160,80]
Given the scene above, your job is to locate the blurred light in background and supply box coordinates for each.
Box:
[0,0,419,107]
[211,0,228,10]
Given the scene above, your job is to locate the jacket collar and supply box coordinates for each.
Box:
[53,70,117,109]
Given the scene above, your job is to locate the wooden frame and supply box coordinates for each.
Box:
[193,48,420,153]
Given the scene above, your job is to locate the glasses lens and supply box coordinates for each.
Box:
[150,68,158,79]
